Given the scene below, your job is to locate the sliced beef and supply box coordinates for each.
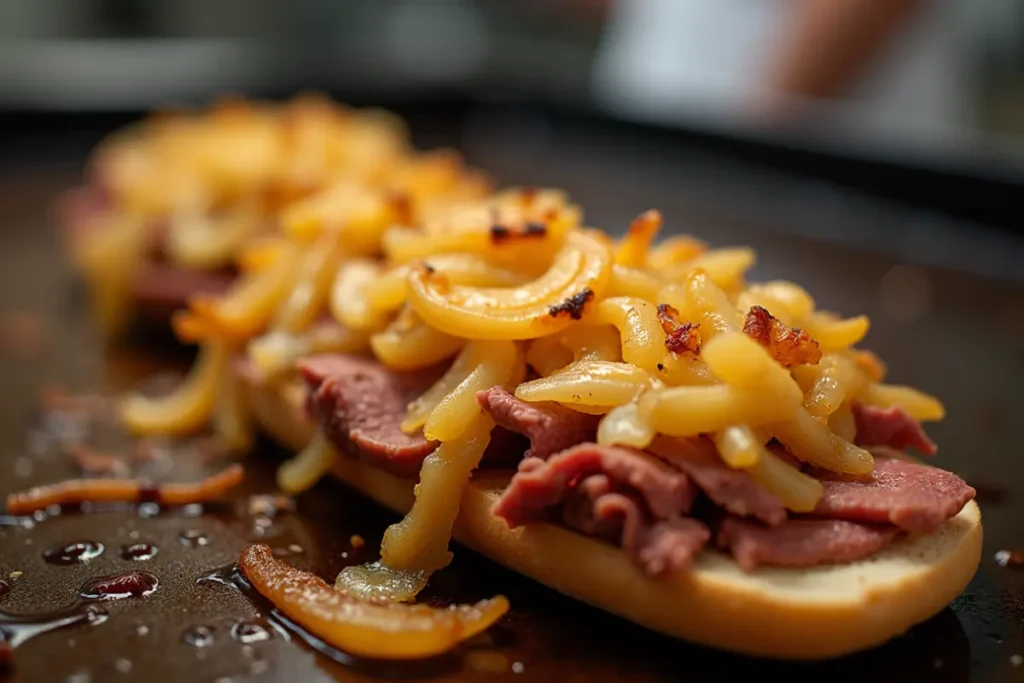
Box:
[476,387,599,460]
[493,443,696,525]
[647,436,787,525]
[493,443,705,576]
[563,474,710,575]
[717,516,899,571]
[133,261,235,313]
[852,402,937,455]
[56,186,236,313]
[813,457,975,533]
[299,355,445,478]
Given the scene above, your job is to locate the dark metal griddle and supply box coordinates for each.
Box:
[0,102,1021,683]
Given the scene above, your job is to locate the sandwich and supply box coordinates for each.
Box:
[84,101,979,660]
[57,94,490,338]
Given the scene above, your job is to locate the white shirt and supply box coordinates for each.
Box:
[591,0,971,150]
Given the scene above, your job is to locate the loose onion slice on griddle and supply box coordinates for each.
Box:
[239,544,508,660]
[5,464,244,515]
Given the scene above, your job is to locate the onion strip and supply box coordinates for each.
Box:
[239,544,508,660]
[6,464,244,515]
[120,340,228,436]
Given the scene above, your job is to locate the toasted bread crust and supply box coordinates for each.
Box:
[244,374,983,660]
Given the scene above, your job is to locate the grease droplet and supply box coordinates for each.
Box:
[246,494,294,518]
[114,659,132,674]
[183,625,214,648]
[80,571,158,600]
[85,605,110,624]
[180,504,203,518]
[121,543,159,561]
[231,621,271,644]
[178,530,209,548]
[137,503,160,518]
[44,540,105,565]
[994,549,1024,567]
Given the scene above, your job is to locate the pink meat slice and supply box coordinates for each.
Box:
[562,473,710,575]
[299,355,443,478]
[813,457,975,533]
[852,402,937,455]
[717,516,900,572]
[493,443,706,576]
[476,387,599,460]
[648,436,787,525]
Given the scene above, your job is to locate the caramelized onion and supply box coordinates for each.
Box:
[239,544,508,660]
[5,464,244,515]
[381,414,494,573]
[120,340,228,436]
[276,430,337,494]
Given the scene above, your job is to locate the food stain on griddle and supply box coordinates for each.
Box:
[121,543,159,561]
[80,571,159,600]
[43,540,105,566]
[0,602,109,667]
[0,581,10,598]
[178,529,210,548]
[231,621,272,644]
[994,549,1024,568]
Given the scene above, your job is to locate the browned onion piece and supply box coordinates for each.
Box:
[238,545,508,659]
[5,464,243,515]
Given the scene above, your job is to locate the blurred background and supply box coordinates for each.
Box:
[1,0,1023,277]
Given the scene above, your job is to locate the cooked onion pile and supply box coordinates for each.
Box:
[92,97,946,657]
[68,94,491,336]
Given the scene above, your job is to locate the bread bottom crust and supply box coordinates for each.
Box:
[244,375,983,660]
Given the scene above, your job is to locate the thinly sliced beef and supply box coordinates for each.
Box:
[814,457,975,533]
[717,516,899,571]
[494,443,696,525]
[852,402,936,455]
[477,387,599,460]
[133,262,235,312]
[648,436,787,525]
[299,355,444,478]
[493,443,705,575]
[563,474,710,575]
[57,186,236,312]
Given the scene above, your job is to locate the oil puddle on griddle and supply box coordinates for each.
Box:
[0,568,162,665]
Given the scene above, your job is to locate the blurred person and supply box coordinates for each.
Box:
[590,0,971,142]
